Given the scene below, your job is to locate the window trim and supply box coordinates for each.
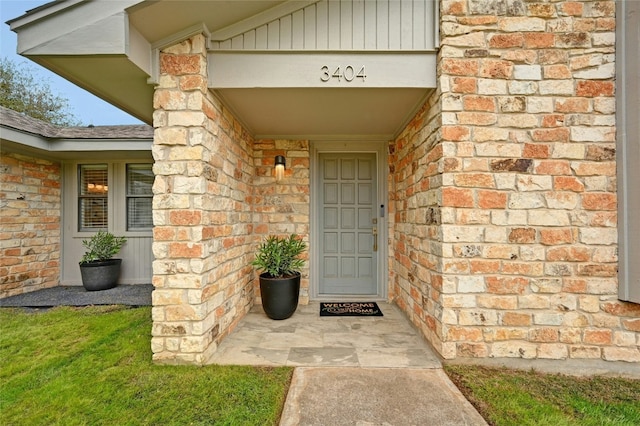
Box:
[70,160,153,239]
[125,163,154,232]
[77,163,109,232]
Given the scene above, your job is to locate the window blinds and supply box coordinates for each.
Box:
[126,164,153,231]
[78,164,108,230]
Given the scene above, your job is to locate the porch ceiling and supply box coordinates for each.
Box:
[216,88,431,139]
[10,0,435,139]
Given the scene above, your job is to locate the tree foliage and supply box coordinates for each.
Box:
[0,56,81,126]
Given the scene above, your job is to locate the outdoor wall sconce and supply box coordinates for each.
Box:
[275,155,286,182]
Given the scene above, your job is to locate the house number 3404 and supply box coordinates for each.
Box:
[320,65,366,82]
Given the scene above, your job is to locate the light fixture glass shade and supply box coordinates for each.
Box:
[275,155,286,182]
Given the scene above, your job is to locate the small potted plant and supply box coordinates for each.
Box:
[79,230,127,291]
[252,234,307,320]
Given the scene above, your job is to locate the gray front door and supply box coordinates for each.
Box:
[318,153,378,296]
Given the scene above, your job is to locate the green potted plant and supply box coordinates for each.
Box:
[79,230,127,291]
[252,234,307,320]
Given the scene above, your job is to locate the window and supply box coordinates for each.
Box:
[76,162,153,234]
[126,164,153,231]
[78,164,108,231]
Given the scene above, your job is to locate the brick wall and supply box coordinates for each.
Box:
[253,139,310,303]
[390,90,449,355]
[389,0,638,362]
[151,34,255,364]
[0,151,61,298]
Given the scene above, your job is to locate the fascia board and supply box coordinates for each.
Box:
[127,22,152,76]
[21,13,129,56]
[49,139,152,152]
[10,0,142,55]
[1,126,51,151]
[5,0,85,27]
[1,125,151,153]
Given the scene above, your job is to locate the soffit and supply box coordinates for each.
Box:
[32,56,156,123]
[127,1,292,46]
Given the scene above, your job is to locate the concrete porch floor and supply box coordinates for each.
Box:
[208,301,442,368]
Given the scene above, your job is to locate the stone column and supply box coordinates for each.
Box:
[150,34,255,364]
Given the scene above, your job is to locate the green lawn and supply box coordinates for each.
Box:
[0,306,292,425]
[3,306,639,426]
[445,364,640,426]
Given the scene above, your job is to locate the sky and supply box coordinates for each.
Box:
[1,0,143,125]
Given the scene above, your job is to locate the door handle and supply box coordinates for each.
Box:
[372,226,378,252]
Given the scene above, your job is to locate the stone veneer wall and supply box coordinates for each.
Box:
[390,0,639,362]
[0,151,61,298]
[390,90,447,354]
[151,34,255,364]
[253,139,310,303]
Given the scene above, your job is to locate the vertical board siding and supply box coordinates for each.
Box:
[328,0,341,49]
[388,0,401,49]
[244,30,256,49]
[377,0,389,49]
[211,0,438,51]
[353,0,365,49]
[291,10,304,49]
[268,21,280,49]
[120,236,153,283]
[231,34,243,49]
[303,6,316,49]
[425,0,436,49]
[63,236,153,285]
[340,0,353,49]
[255,26,268,49]
[364,0,377,49]
[281,14,293,49]
[316,0,328,49]
[400,0,413,48]
[413,0,426,49]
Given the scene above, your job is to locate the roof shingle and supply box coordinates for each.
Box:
[0,106,153,140]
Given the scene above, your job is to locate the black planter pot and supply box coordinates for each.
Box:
[259,272,300,320]
[79,259,122,291]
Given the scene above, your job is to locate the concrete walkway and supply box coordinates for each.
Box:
[280,367,487,426]
[209,302,487,425]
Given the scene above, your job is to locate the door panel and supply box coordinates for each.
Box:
[319,153,377,295]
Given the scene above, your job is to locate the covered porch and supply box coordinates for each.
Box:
[210,301,441,367]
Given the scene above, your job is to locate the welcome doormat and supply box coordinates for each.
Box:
[319,302,383,317]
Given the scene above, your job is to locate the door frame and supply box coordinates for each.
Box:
[310,141,389,301]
